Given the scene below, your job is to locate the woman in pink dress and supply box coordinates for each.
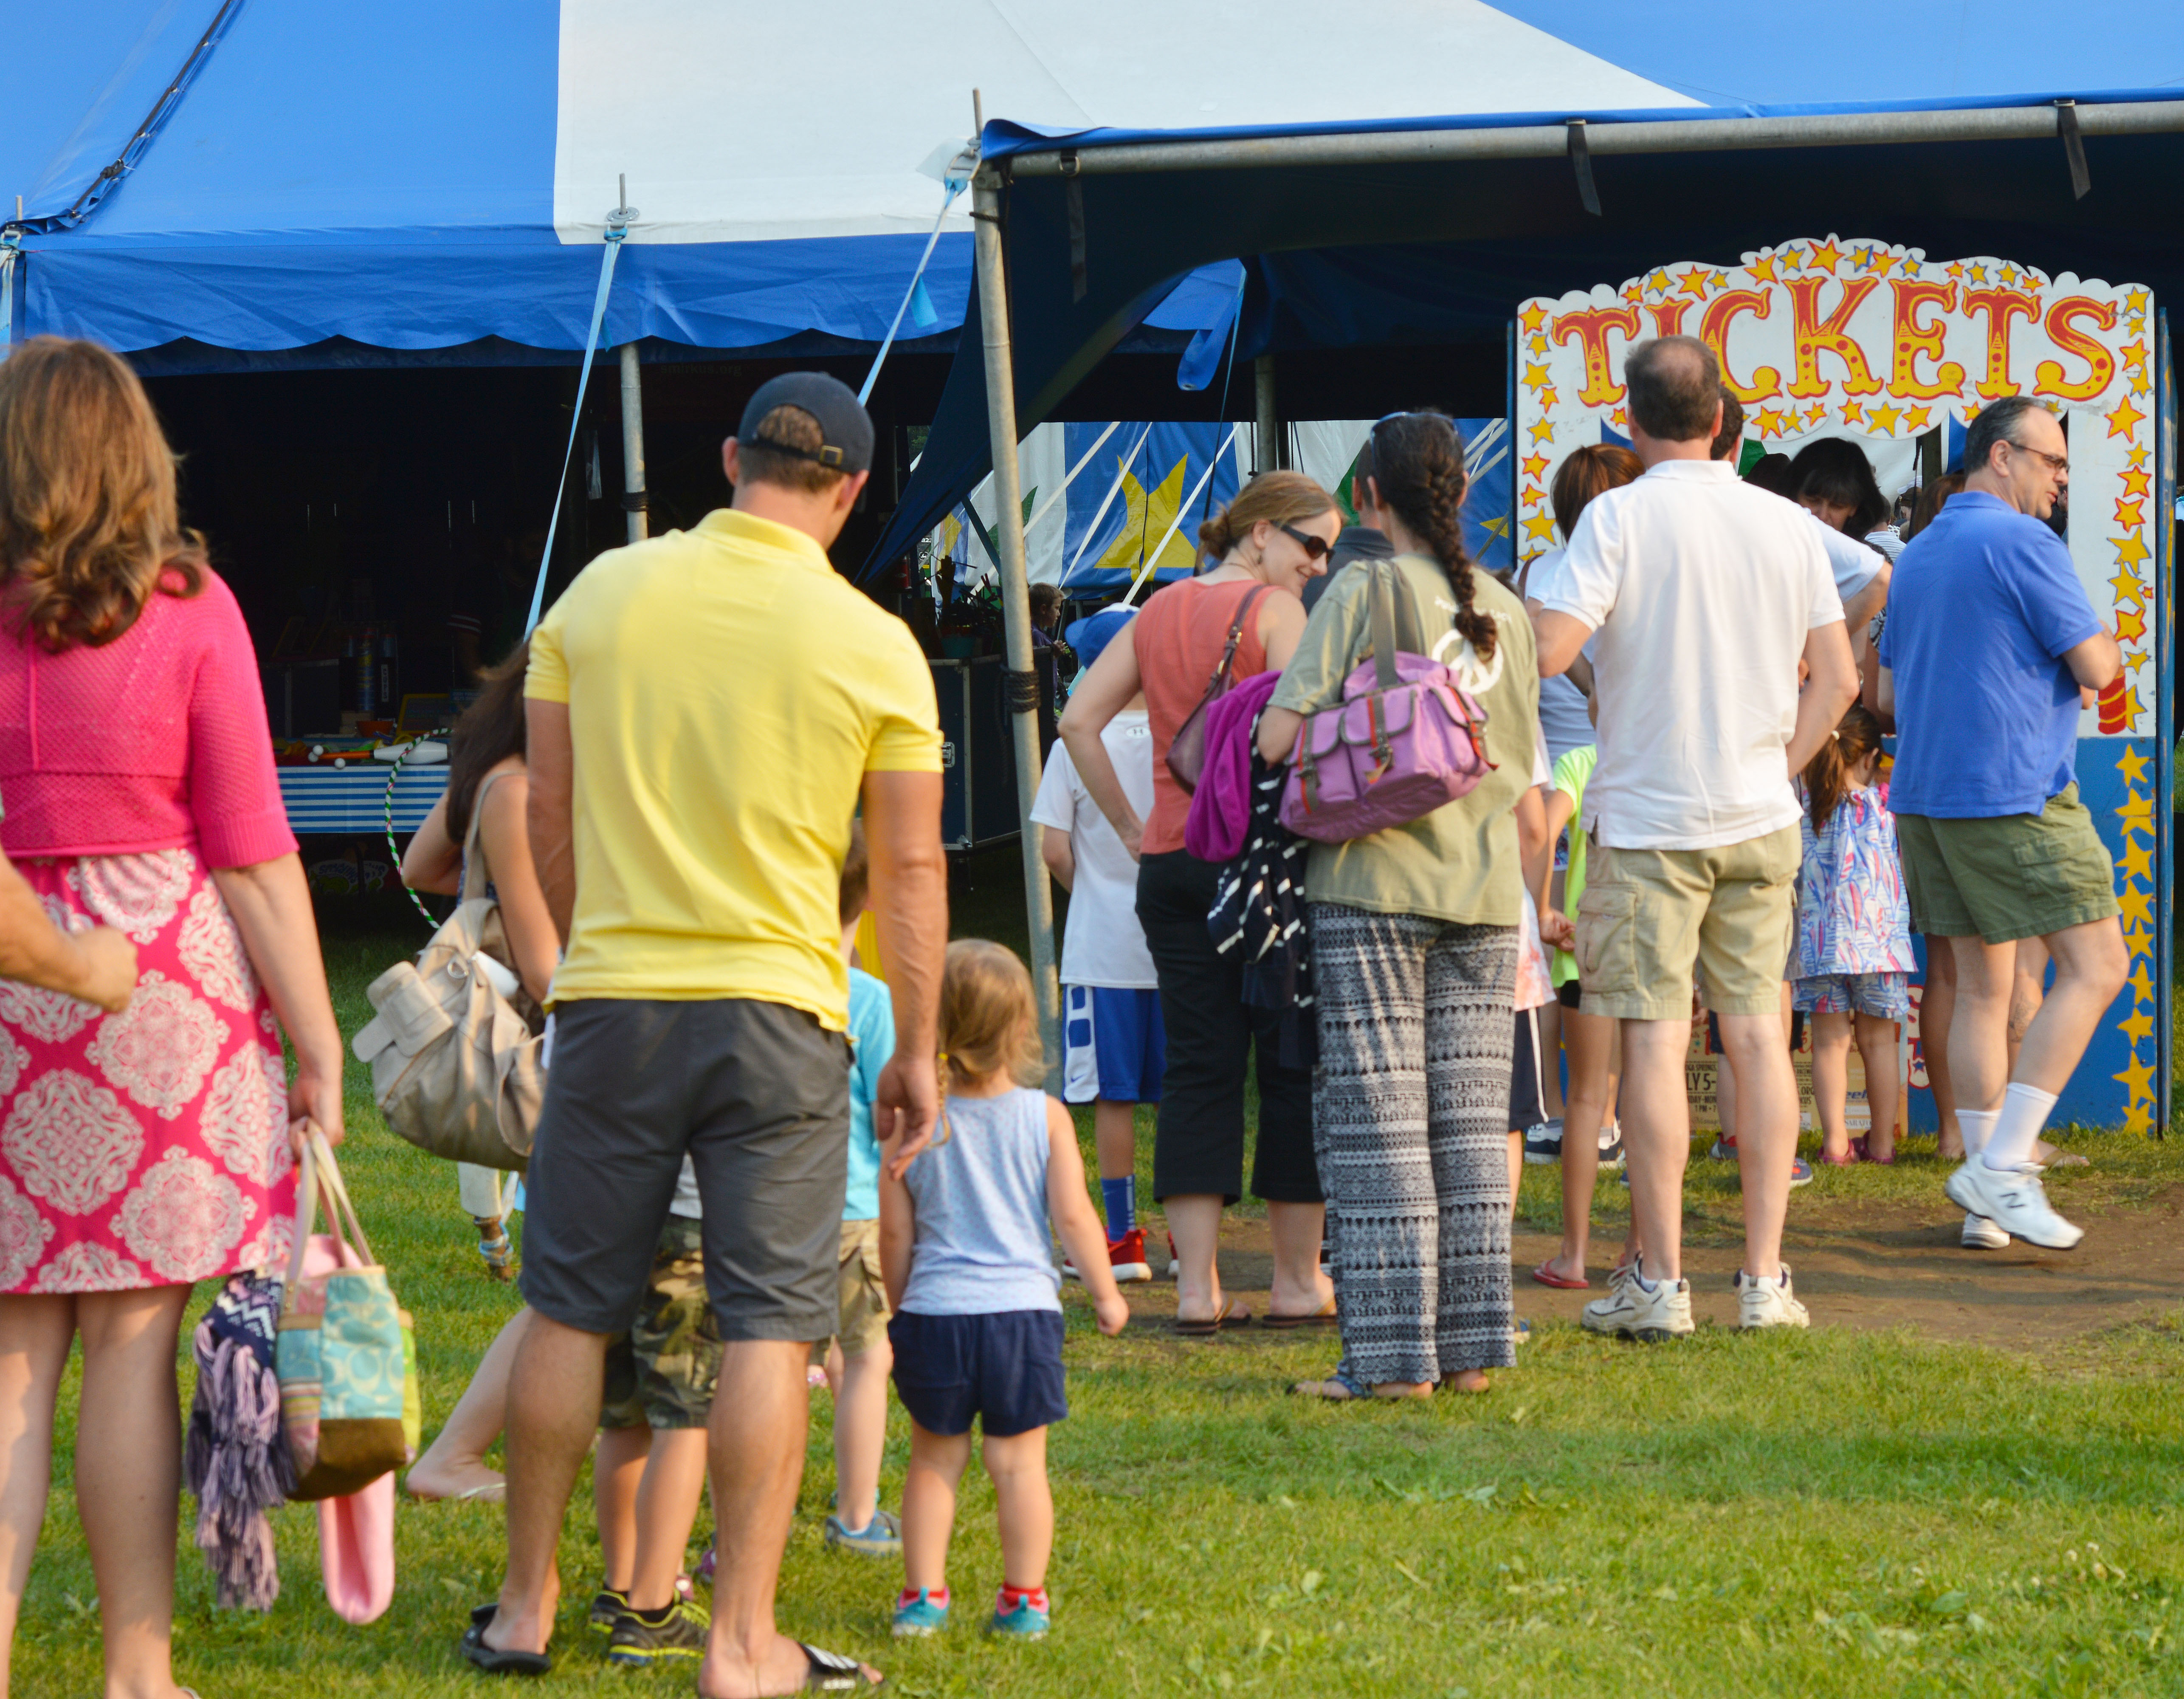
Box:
[0,339,346,1699]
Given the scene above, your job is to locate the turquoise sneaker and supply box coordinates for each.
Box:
[892,1589,950,1638]
[989,1592,1050,1640]
[824,1509,902,1556]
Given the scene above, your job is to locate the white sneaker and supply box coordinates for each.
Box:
[1961,1210,2012,1250]
[1733,1263,1810,1330]
[1944,1159,2084,1250]
[1580,1262,1693,1341]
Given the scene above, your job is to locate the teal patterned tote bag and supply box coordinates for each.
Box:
[276,1129,419,1501]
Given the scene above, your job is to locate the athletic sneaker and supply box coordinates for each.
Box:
[1062,1227,1153,1284]
[1732,1264,1810,1331]
[1580,1262,1694,1341]
[893,1589,951,1638]
[1945,1160,2084,1250]
[989,1592,1051,1639]
[1522,1119,1565,1165]
[823,1509,902,1556]
[588,1585,631,1634]
[1961,1210,2012,1250]
[1789,1155,1814,1188]
[607,1595,710,1666]
[1596,1121,1625,1169]
[1708,1133,1738,1160]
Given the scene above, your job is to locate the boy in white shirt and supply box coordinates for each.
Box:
[1029,607,1164,1282]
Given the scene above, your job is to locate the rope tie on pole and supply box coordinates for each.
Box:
[1004,669,1041,713]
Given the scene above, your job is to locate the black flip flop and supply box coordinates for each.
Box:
[459,1604,552,1676]
[795,1642,882,1691]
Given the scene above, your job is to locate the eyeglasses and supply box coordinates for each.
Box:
[2006,441,2069,476]
[1279,523,1331,560]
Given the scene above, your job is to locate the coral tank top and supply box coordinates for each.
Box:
[1132,576,1274,856]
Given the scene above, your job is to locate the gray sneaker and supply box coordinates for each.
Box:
[823,1508,902,1556]
[1944,1159,2083,1250]
[1522,1119,1565,1165]
[1581,1262,1693,1342]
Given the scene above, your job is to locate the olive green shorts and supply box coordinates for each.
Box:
[600,1216,723,1431]
[1576,824,1801,1021]
[808,1218,891,1367]
[1895,784,2119,945]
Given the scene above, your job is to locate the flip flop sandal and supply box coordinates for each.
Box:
[698,1643,880,1694]
[1851,1137,1896,1166]
[1293,1366,1374,1400]
[1531,1259,1588,1290]
[1818,1146,1860,1167]
[1264,1298,1338,1329]
[459,1603,552,1676]
[1174,1295,1250,1336]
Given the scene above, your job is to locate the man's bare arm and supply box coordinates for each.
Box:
[1527,603,1596,679]
[864,769,947,1176]
[2061,628,2123,692]
[1786,621,1860,776]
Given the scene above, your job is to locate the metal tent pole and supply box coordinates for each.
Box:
[1254,355,1280,474]
[619,343,648,545]
[970,161,1063,1084]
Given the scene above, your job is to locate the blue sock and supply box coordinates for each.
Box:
[1100,1174,1136,1239]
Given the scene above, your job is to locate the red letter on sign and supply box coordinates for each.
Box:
[1961,288,2041,399]
[1699,291,1782,403]
[1786,276,1883,399]
[1552,304,1642,407]
[1887,279,1965,399]
[1646,300,1691,338]
[2035,296,2120,402]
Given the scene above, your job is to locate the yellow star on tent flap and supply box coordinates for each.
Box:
[2131,370,2153,398]
[2114,531,2151,571]
[1840,400,1865,425]
[2127,287,2150,315]
[2118,835,2154,884]
[2120,1007,2157,1048]
[1622,284,1645,305]
[2122,340,2148,375]
[2115,496,2146,529]
[1710,271,1730,291]
[1809,238,1842,273]
[1865,402,1904,434]
[1747,254,1779,283]
[1528,334,1550,356]
[2114,1049,2156,1105]
[1523,361,1554,393]
[1481,515,1511,542]
[2128,960,2154,1002]
[1649,270,1672,295]
[1522,511,1559,543]
[1804,403,1830,427]
[2121,467,2152,497]
[2116,605,2147,645]
[1754,406,1791,439]
[2115,789,2154,836]
[1998,264,2018,286]
[1677,266,1711,298]
[1528,418,1557,447]
[1946,262,1965,279]
[2118,884,2156,933]
[1609,406,1628,429]
[1520,301,1548,334]
[1969,264,1989,284]
[2107,396,2147,439]
[2116,743,2150,787]
[1522,452,1551,481]
[1538,385,1561,410]
[2109,569,2146,610]
[1904,405,1933,431]
[2128,445,2150,470]
[2122,1100,2154,1136]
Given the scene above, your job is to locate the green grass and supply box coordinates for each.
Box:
[14,892,2184,1697]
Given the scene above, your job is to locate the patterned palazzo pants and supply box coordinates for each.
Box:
[1310,903,1517,1386]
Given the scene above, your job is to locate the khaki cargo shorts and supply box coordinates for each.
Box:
[600,1216,723,1431]
[1895,784,2119,945]
[809,1219,892,1366]
[1577,823,1801,1021]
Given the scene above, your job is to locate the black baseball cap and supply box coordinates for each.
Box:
[737,373,874,476]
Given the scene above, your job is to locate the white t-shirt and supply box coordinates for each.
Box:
[1808,509,1886,601]
[1029,711,1158,989]
[1530,459,1843,851]
[1863,524,1905,562]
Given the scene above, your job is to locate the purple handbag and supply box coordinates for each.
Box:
[1277,559,1495,843]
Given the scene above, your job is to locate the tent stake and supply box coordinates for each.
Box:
[971,160,1063,1084]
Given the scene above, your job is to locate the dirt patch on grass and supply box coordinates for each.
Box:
[1114,1173,2184,1352]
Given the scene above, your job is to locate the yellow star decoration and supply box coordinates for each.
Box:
[2122,1101,2155,1135]
[1809,238,1841,273]
[1519,301,1548,334]
[1609,406,1629,430]
[2122,340,2148,375]
[1648,270,1672,295]
[2109,568,2146,611]
[2121,467,2152,497]
[2116,745,2150,787]
[1709,271,1730,291]
[2118,885,2156,934]
[1676,266,1711,298]
[2131,370,2153,398]
[1537,385,1560,410]
[1528,417,1556,447]
[1865,402,1904,434]
[1946,262,1964,279]
[2107,396,2147,439]
[2120,1007,2157,1048]
[2128,445,2150,470]
[2114,1050,2156,1106]
[2117,835,2154,884]
[2128,960,2154,1002]
[1998,264,2018,287]
[2115,790,2153,835]
[2116,605,2147,645]
[1621,284,1645,306]
[2113,531,2151,571]
[1521,452,1551,481]
[1780,248,1804,272]
[1480,515,1511,542]
[1754,406,1791,439]
[1522,511,1558,543]
[1523,362,1554,393]
[1804,402,1829,427]
[1527,334,1550,356]
[2115,496,2146,528]
[2126,287,2150,315]
[2114,682,2146,727]
[1969,264,1989,284]
[1747,254,1778,283]
[1904,405,1933,432]
[1840,400,1865,425]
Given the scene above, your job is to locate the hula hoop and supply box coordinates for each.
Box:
[381,728,453,928]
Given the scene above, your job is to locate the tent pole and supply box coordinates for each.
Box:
[619,343,648,545]
[971,163,1063,1085]
[1255,355,1280,474]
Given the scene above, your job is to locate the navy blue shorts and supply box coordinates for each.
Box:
[888,1310,1068,1438]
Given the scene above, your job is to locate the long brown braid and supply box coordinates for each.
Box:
[1370,412,1496,662]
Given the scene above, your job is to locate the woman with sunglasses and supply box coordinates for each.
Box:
[1256,412,1539,1400]
[1059,471,1341,1334]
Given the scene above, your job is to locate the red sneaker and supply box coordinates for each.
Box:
[1062,1227,1154,1284]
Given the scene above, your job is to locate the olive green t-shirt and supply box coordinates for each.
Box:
[1268,554,1537,927]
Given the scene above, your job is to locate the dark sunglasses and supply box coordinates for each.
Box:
[1279,522,1331,560]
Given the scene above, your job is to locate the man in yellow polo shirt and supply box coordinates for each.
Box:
[470,374,944,1694]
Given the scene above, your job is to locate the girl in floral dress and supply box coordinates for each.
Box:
[1794,704,1916,1166]
[0,339,346,1699]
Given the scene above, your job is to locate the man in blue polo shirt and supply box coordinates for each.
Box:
[1879,395,2127,1252]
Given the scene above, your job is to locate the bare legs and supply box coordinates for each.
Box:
[408,1304,530,1502]
[1544,1008,1620,1284]
[592,1424,652,1593]
[1268,1202,1333,1321]
[1719,1013,1801,1282]
[1923,937,1961,1158]
[0,1287,194,1699]
[902,1423,1051,1601]
[1810,1013,1856,1163]
[1165,1194,1226,1324]
[1535,999,1566,1121]
[1858,1013,1901,1162]
[485,1312,609,1657]
[626,1430,709,1613]
[1946,922,2129,1114]
[826,1338,892,1534]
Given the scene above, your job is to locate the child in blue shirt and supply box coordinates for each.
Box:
[880,940,1127,1641]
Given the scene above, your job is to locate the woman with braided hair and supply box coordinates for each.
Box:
[1257,412,1539,1399]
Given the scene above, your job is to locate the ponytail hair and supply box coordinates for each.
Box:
[1369,411,1495,661]
[1804,703,1885,830]
[1196,468,1336,562]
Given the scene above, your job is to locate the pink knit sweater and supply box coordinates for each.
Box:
[0,571,295,867]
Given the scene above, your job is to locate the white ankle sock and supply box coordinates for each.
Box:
[1982,1084,2058,1170]
[1956,1108,1998,1161]
[1631,1255,1659,1293]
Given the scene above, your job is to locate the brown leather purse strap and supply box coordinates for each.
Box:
[1203,583,1269,696]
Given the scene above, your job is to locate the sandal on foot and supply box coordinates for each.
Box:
[1174,1295,1250,1336]
[459,1604,552,1676]
[1818,1144,1859,1167]
[1852,1137,1895,1166]
[1263,1298,1337,1330]
[1294,1366,1374,1400]
[707,1643,877,1693]
[1531,1259,1588,1290]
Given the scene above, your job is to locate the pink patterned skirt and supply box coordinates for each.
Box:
[0,847,297,1294]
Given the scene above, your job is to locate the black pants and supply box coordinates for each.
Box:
[1135,850,1319,1205]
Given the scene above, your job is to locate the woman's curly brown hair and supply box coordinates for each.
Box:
[0,337,204,652]
[1369,412,1495,661]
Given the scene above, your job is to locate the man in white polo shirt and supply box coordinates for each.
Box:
[1527,336,1859,1338]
